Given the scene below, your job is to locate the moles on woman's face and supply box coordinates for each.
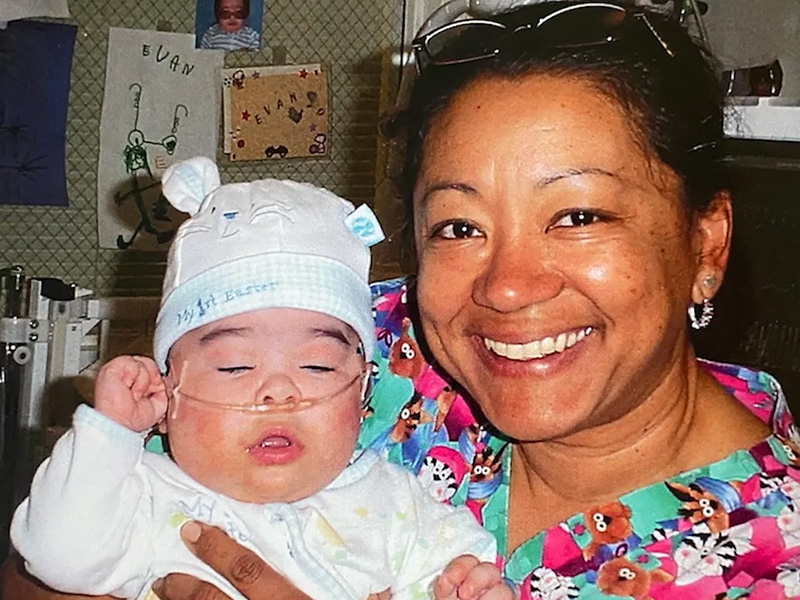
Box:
[413,74,706,443]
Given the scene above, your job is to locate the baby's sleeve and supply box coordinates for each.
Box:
[199,29,213,49]
[10,404,155,598]
[390,468,497,599]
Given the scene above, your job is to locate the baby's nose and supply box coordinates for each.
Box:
[256,374,303,405]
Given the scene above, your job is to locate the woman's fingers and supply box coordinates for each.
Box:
[179,521,311,600]
[152,573,232,600]
[0,555,114,600]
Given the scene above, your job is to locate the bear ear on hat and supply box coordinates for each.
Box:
[161,156,221,216]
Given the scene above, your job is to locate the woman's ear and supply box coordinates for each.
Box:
[691,189,733,305]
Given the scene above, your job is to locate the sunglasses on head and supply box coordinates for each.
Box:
[412,2,674,72]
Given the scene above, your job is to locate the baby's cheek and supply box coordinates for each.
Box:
[167,409,219,449]
[337,400,364,435]
[168,414,232,477]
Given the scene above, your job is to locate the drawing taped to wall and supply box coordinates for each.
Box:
[113,84,187,249]
[221,64,329,161]
[97,28,223,250]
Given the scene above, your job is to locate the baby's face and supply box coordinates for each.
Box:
[164,308,365,503]
[218,0,246,33]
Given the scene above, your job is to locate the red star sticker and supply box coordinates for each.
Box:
[241,110,250,121]
[298,69,309,78]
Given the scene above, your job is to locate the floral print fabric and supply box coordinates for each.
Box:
[361,277,800,600]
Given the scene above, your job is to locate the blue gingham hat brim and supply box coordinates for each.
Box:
[153,252,374,372]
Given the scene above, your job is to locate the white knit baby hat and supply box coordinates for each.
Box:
[153,156,384,372]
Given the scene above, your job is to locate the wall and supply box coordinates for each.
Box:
[704,0,800,101]
[0,0,400,296]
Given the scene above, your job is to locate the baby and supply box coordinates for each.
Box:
[200,0,260,50]
[11,157,509,600]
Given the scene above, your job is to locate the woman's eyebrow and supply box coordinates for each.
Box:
[418,182,478,209]
[199,327,252,344]
[536,167,617,187]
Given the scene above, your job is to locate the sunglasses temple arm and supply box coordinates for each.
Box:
[639,14,675,58]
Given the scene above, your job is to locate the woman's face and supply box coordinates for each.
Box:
[413,74,715,442]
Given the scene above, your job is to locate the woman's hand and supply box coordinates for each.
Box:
[0,554,118,600]
[152,521,312,600]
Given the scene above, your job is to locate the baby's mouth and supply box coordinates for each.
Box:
[246,431,303,464]
[254,435,291,450]
[482,327,593,361]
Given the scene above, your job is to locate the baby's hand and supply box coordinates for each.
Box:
[94,355,168,432]
[434,555,514,600]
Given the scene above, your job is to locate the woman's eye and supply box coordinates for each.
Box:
[433,221,482,240]
[551,210,602,228]
[218,366,253,374]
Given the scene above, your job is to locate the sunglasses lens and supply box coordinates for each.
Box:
[534,5,627,47]
[423,22,506,66]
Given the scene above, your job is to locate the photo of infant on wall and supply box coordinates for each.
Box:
[195,0,263,51]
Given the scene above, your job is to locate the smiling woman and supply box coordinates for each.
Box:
[377,1,799,595]
[413,73,705,445]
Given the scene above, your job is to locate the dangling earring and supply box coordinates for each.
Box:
[688,298,714,329]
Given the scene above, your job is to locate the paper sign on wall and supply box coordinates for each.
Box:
[0,21,76,207]
[0,0,69,21]
[222,64,329,161]
[97,28,223,251]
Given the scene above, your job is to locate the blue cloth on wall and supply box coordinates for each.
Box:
[0,20,77,206]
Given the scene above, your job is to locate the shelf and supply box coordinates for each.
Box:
[724,98,800,142]
[720,138,800,171]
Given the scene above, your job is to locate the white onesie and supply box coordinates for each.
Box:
[11,404,496,600]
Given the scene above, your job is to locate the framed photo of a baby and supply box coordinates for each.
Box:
[195,0,263,51]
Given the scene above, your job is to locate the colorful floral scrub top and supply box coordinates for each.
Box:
[360,277,800,600]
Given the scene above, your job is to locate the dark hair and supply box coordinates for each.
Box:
[215,0,250,20]
[400,1,725,217]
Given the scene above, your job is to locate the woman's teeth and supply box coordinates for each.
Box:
[483,327,593,360]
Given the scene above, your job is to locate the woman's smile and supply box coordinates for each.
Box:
[481,326,593,361]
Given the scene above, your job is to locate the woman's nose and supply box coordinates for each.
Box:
[472,238,564,313]
[255,374,303,405]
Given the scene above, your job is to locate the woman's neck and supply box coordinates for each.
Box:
[507,355,770,550]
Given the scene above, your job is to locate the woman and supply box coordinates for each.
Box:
[5,1,799,599]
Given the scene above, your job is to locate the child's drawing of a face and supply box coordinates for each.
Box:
[164,308,365,504]
[218,0,246,32]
